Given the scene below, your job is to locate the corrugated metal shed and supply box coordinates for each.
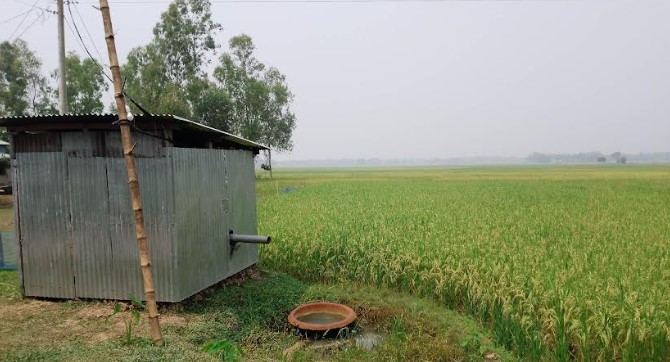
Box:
[1,114,267,302]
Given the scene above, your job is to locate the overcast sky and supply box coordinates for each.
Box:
[2,0,669,160]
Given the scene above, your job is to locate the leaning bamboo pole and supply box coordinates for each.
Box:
[98,0,163,346]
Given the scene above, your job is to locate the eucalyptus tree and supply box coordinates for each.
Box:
[52,52,107,113]
[215,35,296,174]
[0,39,54,117]
[122,0,222,118]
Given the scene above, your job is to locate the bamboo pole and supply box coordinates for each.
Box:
[98,0,163,346]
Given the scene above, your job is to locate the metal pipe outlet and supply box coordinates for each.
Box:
[229,230,272,247]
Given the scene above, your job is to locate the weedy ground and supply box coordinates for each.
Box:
[0,269,513,361]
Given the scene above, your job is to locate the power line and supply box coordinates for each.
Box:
[7,0,39,41]
[72,2,106,68]
[66,1,113,82]
[64,3,156,115]
[13,12,48,40]
[0,8,34,26]
[63,12,114,83]
[11,0,54,15]
[11,6,53,42]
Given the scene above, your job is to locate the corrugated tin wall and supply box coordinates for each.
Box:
[171,148,258,301]
[68,157,176,301]
[136,157,177,301]
[225,150,259,275]
[16,131,179,301]
[15,132,258,302]
[16,152,75,298]
[13,133,61,153]
[15,129,163,157]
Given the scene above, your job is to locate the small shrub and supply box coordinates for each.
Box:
[203,339,242,361]
[108,296,145,345]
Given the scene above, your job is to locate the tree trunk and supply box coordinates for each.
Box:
[98,0,163,347]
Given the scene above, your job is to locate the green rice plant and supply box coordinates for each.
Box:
[258,166,670,360]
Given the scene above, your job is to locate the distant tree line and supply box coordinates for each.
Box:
[526,152,631,164]
[0,0,295,154]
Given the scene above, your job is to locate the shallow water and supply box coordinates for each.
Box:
[296,312,345,325]
[355,331,385,350]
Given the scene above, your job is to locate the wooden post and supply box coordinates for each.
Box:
[98,0,163,346]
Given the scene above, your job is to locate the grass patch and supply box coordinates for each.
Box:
[0,269,514,361]
[0,270,20,301]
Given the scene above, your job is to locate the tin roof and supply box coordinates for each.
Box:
[0,113,269,151]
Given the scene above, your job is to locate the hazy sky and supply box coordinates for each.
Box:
[2,0,669,161]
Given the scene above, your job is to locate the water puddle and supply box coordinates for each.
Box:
[296,312,346,325]
[354,331,385,350]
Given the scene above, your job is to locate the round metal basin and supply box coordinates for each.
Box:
[288,302,357,337]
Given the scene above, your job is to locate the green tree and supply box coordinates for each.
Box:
[190,77,233,131]
[123,44,190,115]
[153,0,221,83]
[122,0,221,118]
[214,35,296,151]
[0,39,54,117]
[52,52,107,113]
[120,1,296,164]
[260,67,296,152]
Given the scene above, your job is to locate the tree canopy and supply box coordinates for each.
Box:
[122,0,295,151]
[0,39,54,116]
[0,0,296,154]
[122,0,222,118]
[54,52,107,114]
[214,35,295,151]
[0,40,108,117]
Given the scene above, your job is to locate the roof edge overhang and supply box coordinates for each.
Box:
[0,113,269,151]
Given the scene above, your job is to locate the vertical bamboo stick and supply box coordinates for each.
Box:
[98,0,163,346]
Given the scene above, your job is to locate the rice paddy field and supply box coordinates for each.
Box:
[257,165,670,361]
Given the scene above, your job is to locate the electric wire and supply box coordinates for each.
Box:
[63,7,114,83]
[10,0,54,16]
[64,13,166,142]
[72,2,107,71]
[11,7,52,41]
[7,0,40,41]
[65,3,164,138]
[0,8,34,25]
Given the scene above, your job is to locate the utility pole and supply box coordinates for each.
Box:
[57,0,67,114]
[98,0,164,346]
